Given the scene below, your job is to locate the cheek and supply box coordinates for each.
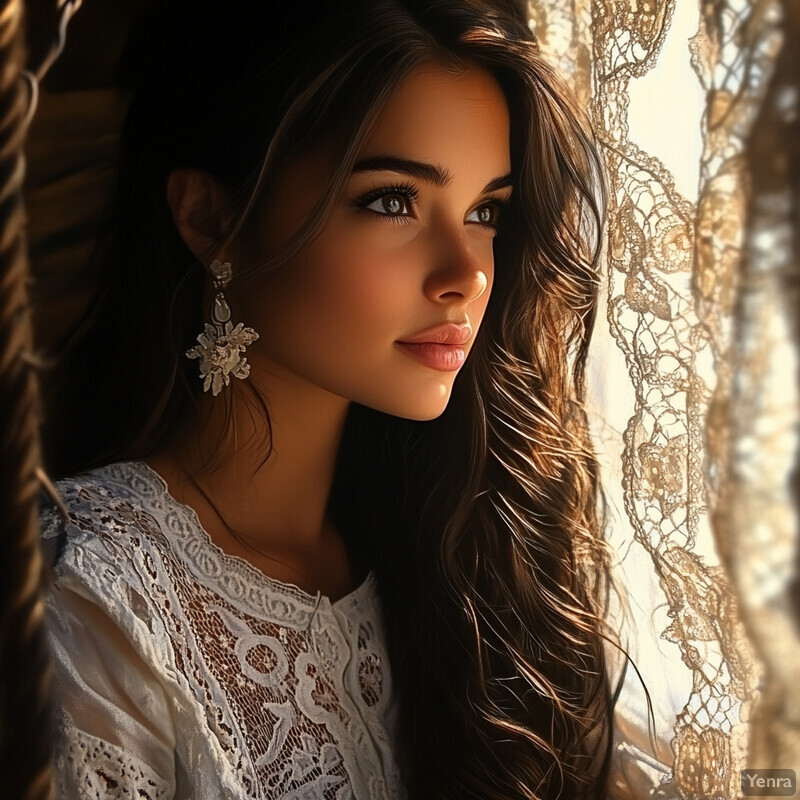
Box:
[251,233,415,348]
[323,221,425,300]
[309,242,404,322]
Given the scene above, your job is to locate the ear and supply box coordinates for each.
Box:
[167,169,232,261]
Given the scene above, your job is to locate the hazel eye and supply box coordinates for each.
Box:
[366,193,412,216]
[352,183,419,222]
[466,202,502,229]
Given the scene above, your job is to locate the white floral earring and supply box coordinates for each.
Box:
[186,259,259,396]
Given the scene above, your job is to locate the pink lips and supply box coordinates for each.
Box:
[396,323,472,372]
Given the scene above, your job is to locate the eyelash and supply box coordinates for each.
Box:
[350,182,508,233]
[351,183,419,225]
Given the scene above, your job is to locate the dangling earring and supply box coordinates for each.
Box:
[186,259,259,396]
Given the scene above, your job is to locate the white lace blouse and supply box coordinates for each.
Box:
[42,460,673,799]
[42,461,403,800]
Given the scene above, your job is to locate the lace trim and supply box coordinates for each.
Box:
[53,713,171,800]
[68,460,377,627]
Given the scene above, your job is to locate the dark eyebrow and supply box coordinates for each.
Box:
[352,154,512,194]
[483,174,513,193]
[352,156,453,188]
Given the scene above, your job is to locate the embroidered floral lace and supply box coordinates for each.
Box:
[42,461,674,798]
[42,461,404,800]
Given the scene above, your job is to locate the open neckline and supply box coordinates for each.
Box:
[130,460,375,612]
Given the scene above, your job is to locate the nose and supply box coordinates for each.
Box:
[423,230,491,305]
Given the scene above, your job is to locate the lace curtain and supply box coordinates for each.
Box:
[526,0,800,795]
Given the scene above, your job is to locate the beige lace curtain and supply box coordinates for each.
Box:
[526,0,800,795]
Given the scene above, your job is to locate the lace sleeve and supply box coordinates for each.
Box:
[46,582,177,799]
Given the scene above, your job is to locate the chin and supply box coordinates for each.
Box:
[375,388,453,422]
[399,406,448,422]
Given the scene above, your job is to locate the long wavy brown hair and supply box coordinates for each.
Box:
[44,1,617,797]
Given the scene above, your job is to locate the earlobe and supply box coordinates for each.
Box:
[167,169,232,261]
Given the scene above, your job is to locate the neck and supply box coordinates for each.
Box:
[149,359,350,560]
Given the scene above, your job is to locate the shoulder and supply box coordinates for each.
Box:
[40,464,184,797]
[41,461,173,561]
[41,460,168,536]
[40,461,178,635]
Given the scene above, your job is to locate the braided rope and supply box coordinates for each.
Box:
[0,0,54,796]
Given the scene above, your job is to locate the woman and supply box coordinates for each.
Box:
[41,0,619,797]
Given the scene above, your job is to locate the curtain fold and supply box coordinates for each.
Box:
[729,0,800,779]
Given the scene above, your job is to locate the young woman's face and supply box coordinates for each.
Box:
[240,63,511,420]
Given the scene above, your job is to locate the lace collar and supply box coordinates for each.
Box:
[77,460,378,627]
